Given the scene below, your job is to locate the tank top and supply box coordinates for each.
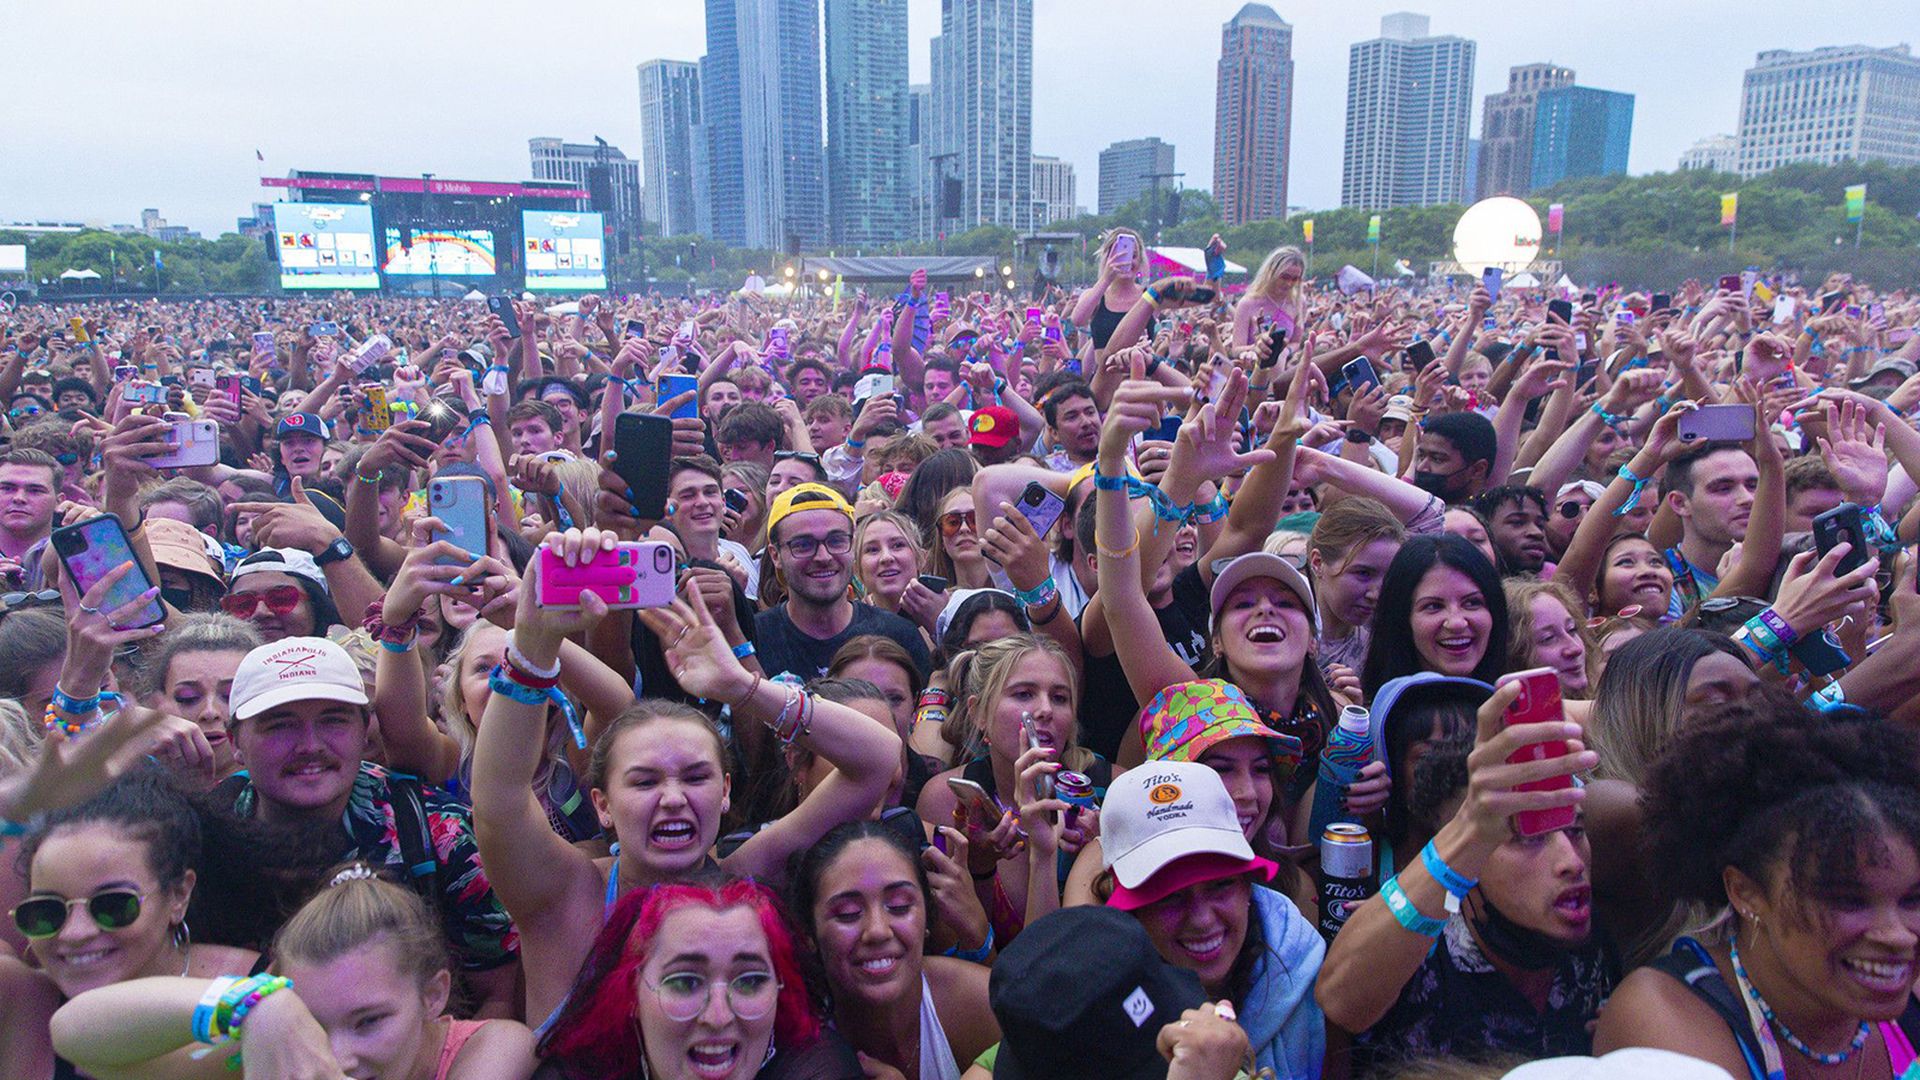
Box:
[919,975,963,1080]
[435,1019,490,1080]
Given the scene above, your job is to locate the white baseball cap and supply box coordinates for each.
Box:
[1100,760,1274,910]
[232,547,330,591]
[1503,1049,1733,1080]
[231,637,370,721]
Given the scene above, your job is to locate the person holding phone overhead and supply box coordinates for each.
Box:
[1069,229,1148,353]
[1230,245,1307,349]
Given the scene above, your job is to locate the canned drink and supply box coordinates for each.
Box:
[1317,823,1377,940]
[1054,770,1095,805]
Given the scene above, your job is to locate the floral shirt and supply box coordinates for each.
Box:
[1352,914,1617,1076]
[229,761,517,971]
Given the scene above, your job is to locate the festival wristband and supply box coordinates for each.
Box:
[1613,463,1651,517]
[1419,842,1479,914]
[1382,876,1447,937]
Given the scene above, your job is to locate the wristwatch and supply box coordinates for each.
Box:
[1345,428,1375,444]
[314,537,356,567]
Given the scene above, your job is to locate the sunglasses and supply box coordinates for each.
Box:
[938,510,977,537]
[12,889,143,939]
[774,450,821,465]
[8,405,43,420]
[1557,500,1586,520]
[1698,596,1768,613]
[0,589,60,614]
[220,584,304,619]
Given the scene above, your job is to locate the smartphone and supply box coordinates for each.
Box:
[428,476,490,565]
[1614,310,1636,326]
[1575,356,1600,386]
[1677,403,1756,444]
[1187,285,1218,306]
[1024,306,1042,330]
[1403,339,1437,369]
[1820,291,1846,314]
[308,321,339,337]
[947,777,1001,821]
[1261,327,1288,369]
[613,413,673,520]
[1342,357,1380,395]
[187,368,216,390]
[51,515,164,630]
[658,373,699,420]
[1015,482,1067,538]
[69,317,91,344]
[767,326,791,358]
[1495,668,1574,837]
[854,372,895,402]
[624,318,647,340]
[1152,414,1182,445]
[723,488,750,515]
[1812,503,1869,577]
[1651,292,1672,312]
[112,364,138,382]
[917,574,949,594]
[1718,274,1742,294]
[213,373,242,409]
[1547,299,1574,325]
[1112,235,1137,266]
[144,420,220,469]
[487,296,520,338]
[361,386,392,433]
[1482,266,1503,301]
[1021,712,1054,801]
[124,382,165,405]
[534,541,678,609]
[252,330,276,359]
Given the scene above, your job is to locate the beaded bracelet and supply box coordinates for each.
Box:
[192,977,242,1044]
[1382,876,1448,937]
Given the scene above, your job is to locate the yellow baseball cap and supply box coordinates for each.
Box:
[766,482,853,542]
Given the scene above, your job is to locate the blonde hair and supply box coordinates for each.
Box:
[273,864,447,990]
[852,510,926,599]
[1248,246,1306,305]
[1503,579,1596,701]
[0,699,39,776]
[945,636,1090,771]
[1097,228,1148,281]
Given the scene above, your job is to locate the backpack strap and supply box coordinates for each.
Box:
[1650,939,1769,1080]
[384,773,445,908]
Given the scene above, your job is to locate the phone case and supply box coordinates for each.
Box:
[1813,504,1868,576]
[144,420,220,469]
[658,374,699,419]
[1342,357,1379,392]
[1497,668,1574,837]
[1017,483,1066,538]
[613,414,672,519]
[52,516,164,629]
[188,368,216,389]
[1677,404,1756,443]
[535,542,677,609]
[362,386,392,433]
[946,777,1001,818]
[428,477,490,566]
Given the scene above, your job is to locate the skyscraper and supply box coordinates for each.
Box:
[736,0,826,251]
[1476,63,1574,200]
[637,60,703,237]
[825,0,910,248]
[1679,134,1739,173]
[1212,4,1293,227]
[1736,44,1920,177]
[528,138,643,248]
[930,0,1033,235]
[1030,155,1077,225]
[1341,12,1476,210]
[1097,138,1176,216]
[1529,85,1634,190]
[908,84,934,240]
[699,0,747,246]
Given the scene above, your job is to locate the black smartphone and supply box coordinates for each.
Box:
[1261,328,1287,369]
[624,318,647,340]
[1812,503,1869,577]
[1403,339,1436,369]
[613,413,673,520]
[1341,357,1380,395]
[51,514,165,629]
[487,296,520,338]
[1547,299,1574,325]
[1820,291,1846,314]
[1187,285,1218,305]
[723,488,750,514]
[1650,292,1672,312]
[1153,415,1182,444]
[917,574,949,593]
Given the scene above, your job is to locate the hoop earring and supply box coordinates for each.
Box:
[172,918,192,951]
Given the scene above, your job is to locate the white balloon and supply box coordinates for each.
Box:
[1452,197,1543,275]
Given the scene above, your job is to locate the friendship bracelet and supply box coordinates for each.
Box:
[1419,842,1479,915]
[1589,402,1627,428]
[1382,876,1448,938]
[1091,469,1127,492]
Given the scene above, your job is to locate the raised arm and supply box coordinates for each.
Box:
[1202,357,1318,580]
[370,528,470,785]
[1552,404,1691,609]
[1489,348,1571,487]
[1708,380,1787,602]
[1445,288,1491,377]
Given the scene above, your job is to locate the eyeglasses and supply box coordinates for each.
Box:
[938,510,977,537]
[1557,500,1587,520]
[1698,596,1768,613]
[780,531,852,561]
[220,584,305,619]
[773,451,821,465]
[645,970,782,1023]
[0,589,60,615]
[12,889,144,940]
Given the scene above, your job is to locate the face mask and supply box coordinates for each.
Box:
[1413,469,1464,500]
[1466,890,1567,970]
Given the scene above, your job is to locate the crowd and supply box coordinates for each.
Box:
[0,229,1918,1080]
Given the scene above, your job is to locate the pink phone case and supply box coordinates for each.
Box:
[536,542,677,610]
[145,420,219,469]
[1497,668,1575,837]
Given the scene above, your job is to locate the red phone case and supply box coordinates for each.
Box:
[1499,668,1575,837]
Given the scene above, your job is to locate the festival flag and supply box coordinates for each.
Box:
[1720,192,1739,227]
[1302,218,1315,245]
[1845,184,1867,223]
[1366,215,1381,244]
[152,249,164,270]
[1547,203,1564,233]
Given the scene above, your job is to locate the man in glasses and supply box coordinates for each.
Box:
[1548,481,1602,563]
[0,447,60,589]
[753,482,930,682]
[220,636,519,1009]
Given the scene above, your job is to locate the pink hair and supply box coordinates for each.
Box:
[537,880,822,1079]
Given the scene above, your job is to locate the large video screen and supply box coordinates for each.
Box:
[381,228,498,277]
[272,203,379,290]
[521,210,606,291]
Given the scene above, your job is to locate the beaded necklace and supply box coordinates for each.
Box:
[1731,937,1871,1074]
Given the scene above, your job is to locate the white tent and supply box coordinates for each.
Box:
[543,301,580,316]
[1148,246,1249,276]
[1556,274,1576,290]
[462,288,487,302]
[58,268,101,280]
[1508,272,1541,288]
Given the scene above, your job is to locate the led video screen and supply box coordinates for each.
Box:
[381,228,498,276]
[521,210,606,291]
[272,203,379,289]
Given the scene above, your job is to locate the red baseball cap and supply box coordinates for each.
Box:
[968,405,1018,450]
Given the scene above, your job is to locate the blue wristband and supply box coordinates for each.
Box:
[1612,463,1650,517]
[1420,841,1478,914]
[732,640,757,660]
[1012,579,1058,608]
[943,924,995,964]
[1382,876,1448,937]
[1091,469,1127,492]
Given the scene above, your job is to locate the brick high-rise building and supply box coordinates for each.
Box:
[1212,3,1293,226]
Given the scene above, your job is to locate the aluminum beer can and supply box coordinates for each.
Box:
[1317,823,1376,940]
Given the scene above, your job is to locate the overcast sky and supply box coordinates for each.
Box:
[1,1,1909,236]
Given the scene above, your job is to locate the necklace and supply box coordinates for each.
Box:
[1731,938,1872,1066]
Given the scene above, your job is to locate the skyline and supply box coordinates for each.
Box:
[0,1,1909,237]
